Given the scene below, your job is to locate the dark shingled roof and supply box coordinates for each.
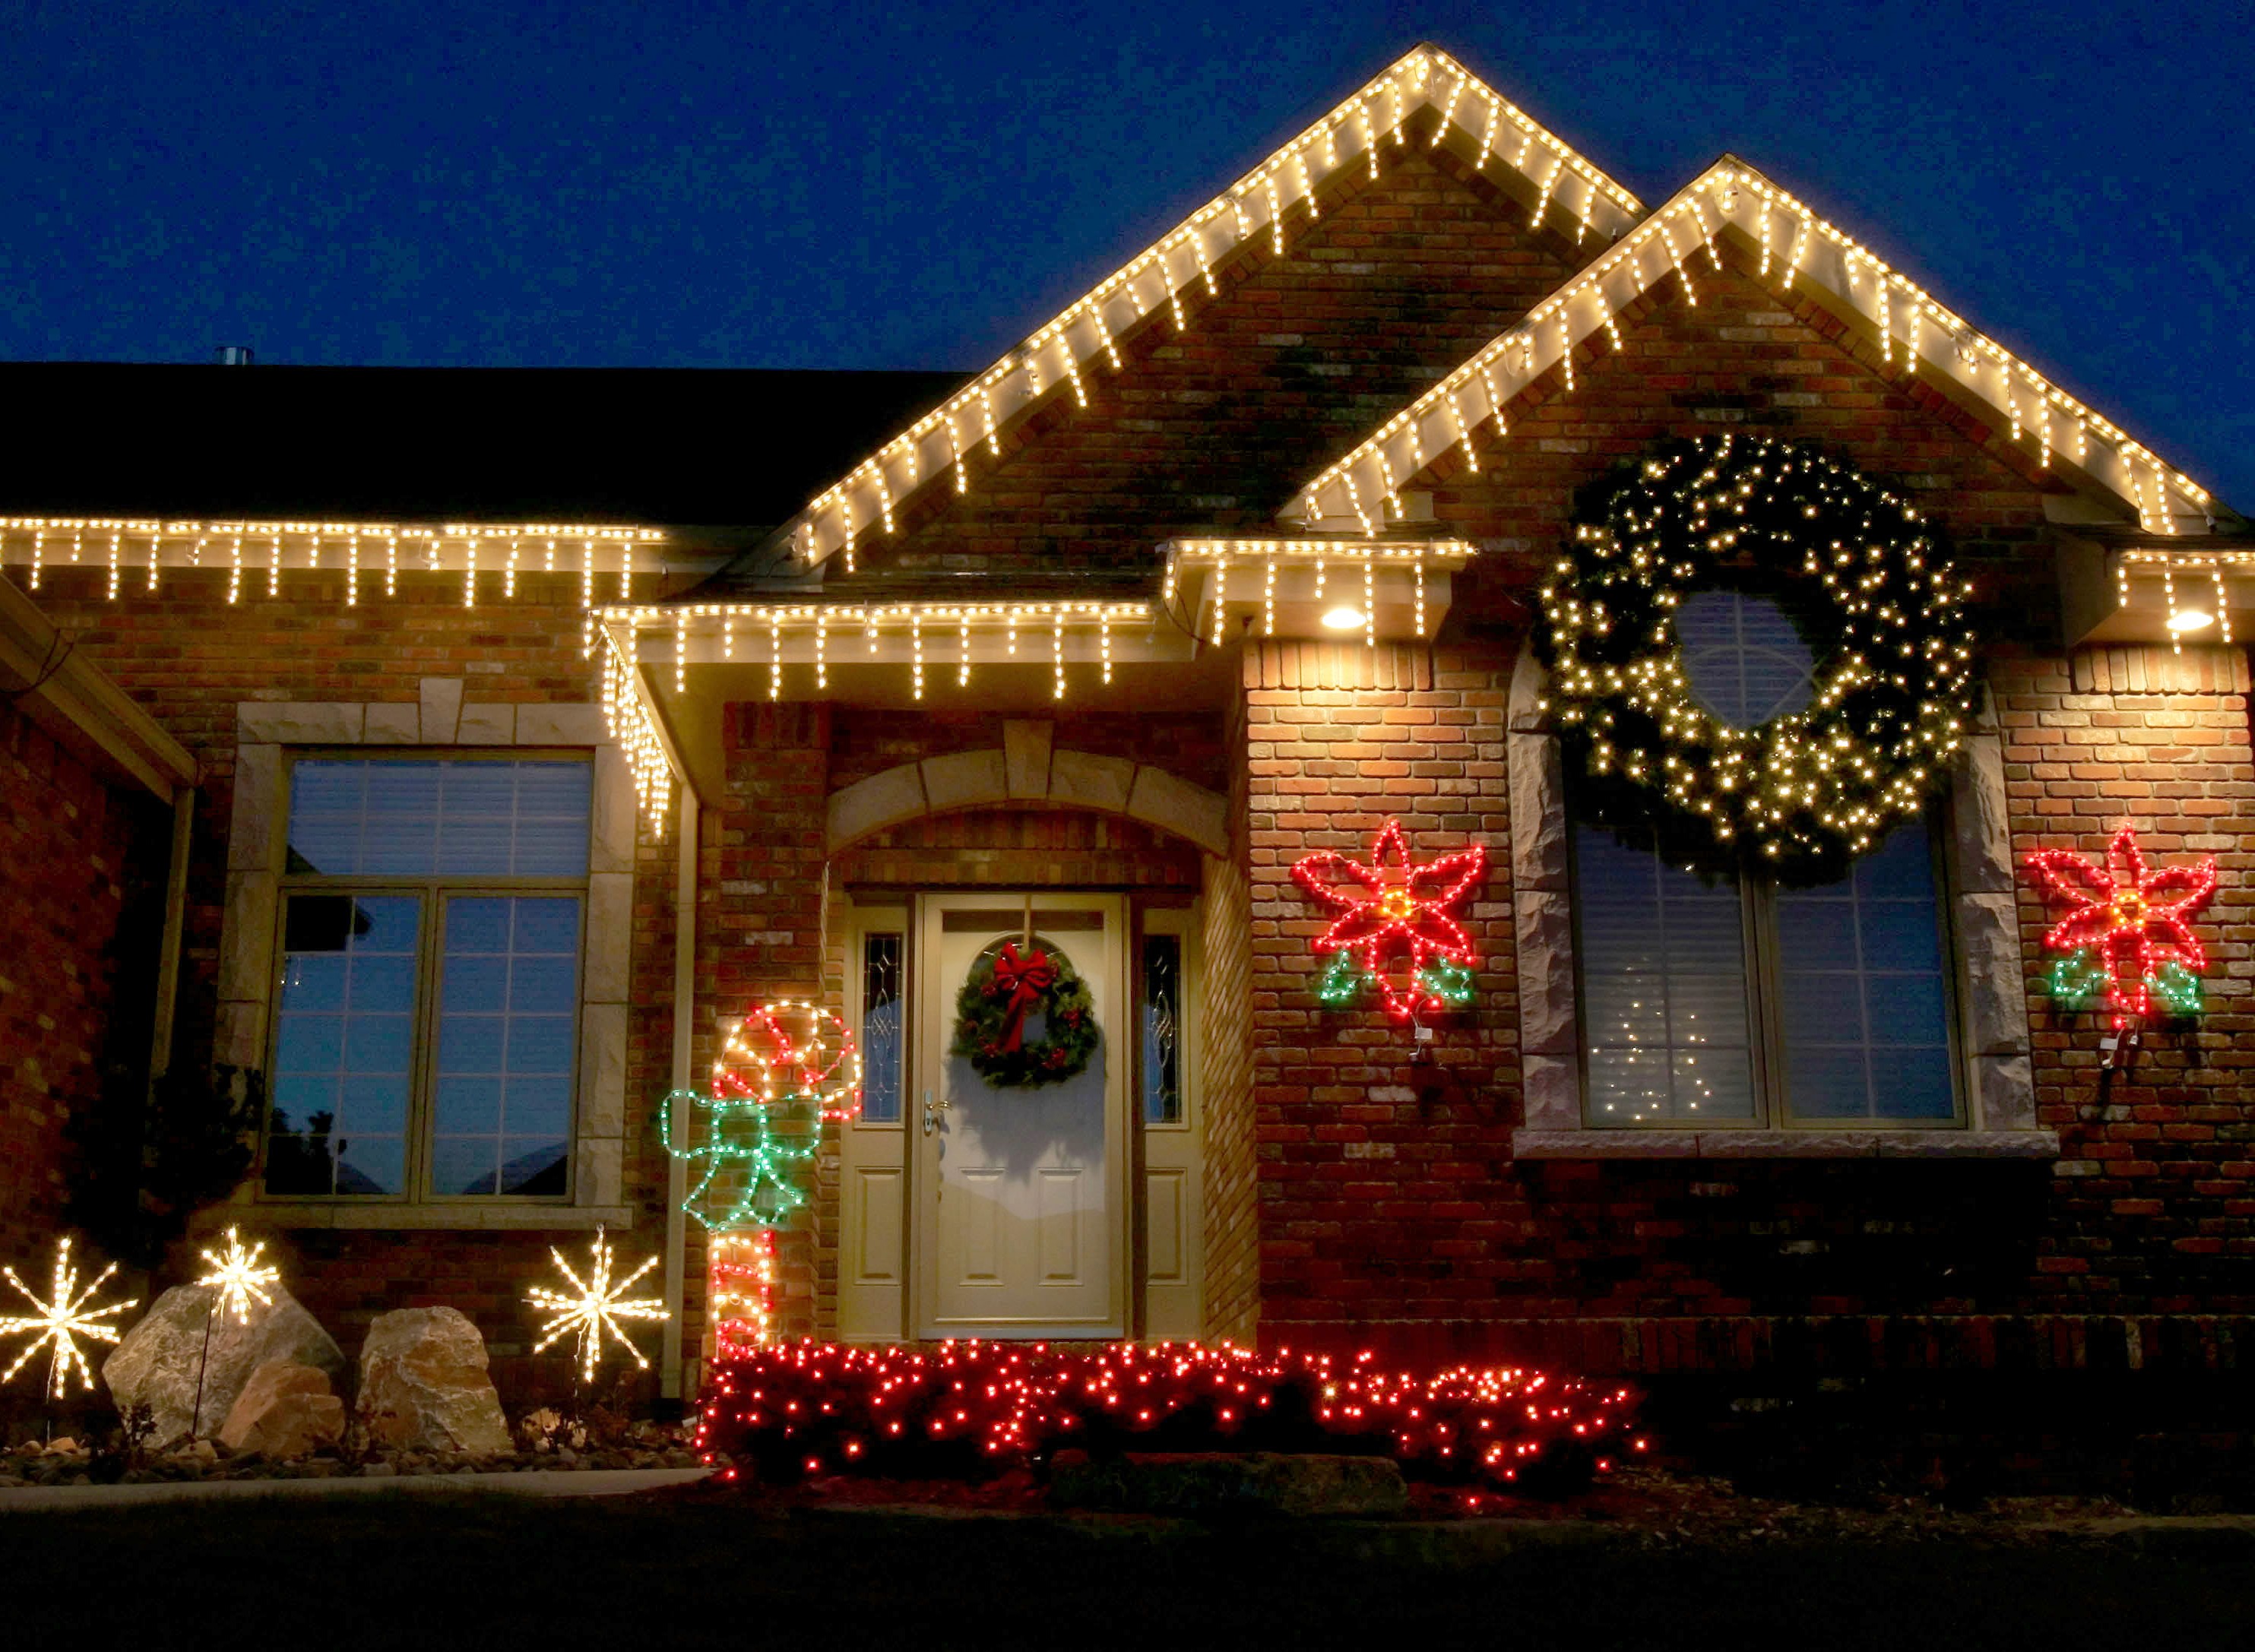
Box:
[0,362,967,530]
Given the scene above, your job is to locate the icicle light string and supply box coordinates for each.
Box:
[1296,163,2215,539]
[0,520,665,605]
[789,48,1640,571]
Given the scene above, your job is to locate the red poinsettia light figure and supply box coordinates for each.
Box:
[1293,819,1487,1019]
[2025,824,2218,1028]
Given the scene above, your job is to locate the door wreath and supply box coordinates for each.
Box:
[950,938,1101,1089]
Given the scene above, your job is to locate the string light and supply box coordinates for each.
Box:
[2027,824,2217,1029]
[1294,818,1486,1020]
[1537,434,1977,871]
[697,1342,1638,1494]
[770,611,783,700]
[526,1226,669,1385]
[784,46,1642,571]
[195,1228,279,1325]
[0,1237,135,1398]
[1291,161,2216,540]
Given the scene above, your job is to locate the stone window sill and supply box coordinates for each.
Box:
[250,1202,638,1232]
[1510,1129,2060,1161]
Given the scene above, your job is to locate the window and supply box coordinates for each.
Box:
[1140,934,1183,1125]
[859,932,904,1125]
[1573,813,1957,1127]
[1571,589,1957,1128]
[265,757,593,1198]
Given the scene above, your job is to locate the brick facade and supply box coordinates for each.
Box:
[0,695,160,1264]
[5,103,2247,1420]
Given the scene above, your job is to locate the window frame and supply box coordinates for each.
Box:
[1565,802,1966,1131]
[261,748,594,1204]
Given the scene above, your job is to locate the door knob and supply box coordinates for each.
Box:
[922,1088,939,1136]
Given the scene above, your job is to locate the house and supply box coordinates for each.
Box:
[2,46,2247,1437]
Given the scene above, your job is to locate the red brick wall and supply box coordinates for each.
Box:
[1237,249,2255,1359]
[26,572,681,1401]
[0,697,154,1264]
[2003,649,2255,1312]
[1198,686,1256,1342]
[839,131,1586,587]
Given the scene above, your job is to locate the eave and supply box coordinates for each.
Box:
[1284,157,2232,540]
[776,45,1641,576]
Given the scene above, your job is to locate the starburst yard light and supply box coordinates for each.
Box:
[195,1227,279,1324]
[0,1237,137,1399]
[527,1226,669,1385]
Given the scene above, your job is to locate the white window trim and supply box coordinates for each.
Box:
[214,679,638,1228]
[1506,650,2054,1160]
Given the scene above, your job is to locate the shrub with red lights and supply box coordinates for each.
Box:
[697,1340,1642,1495]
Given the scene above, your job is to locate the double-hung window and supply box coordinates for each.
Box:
[264,756,593,1200]
[1570,591,1960,1127]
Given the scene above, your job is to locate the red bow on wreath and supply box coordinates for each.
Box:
[989,942,1058,1052]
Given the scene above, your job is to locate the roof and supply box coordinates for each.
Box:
[0,362,965,533]
[1288,157,2238,535]
[780,43,1644,573]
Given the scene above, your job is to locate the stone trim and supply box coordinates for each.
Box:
[1504,652,2051,1159]
[214,683,635,1221]
[825,726,1229,857]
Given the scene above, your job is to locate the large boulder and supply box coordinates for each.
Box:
[103,1283,345,1447]
[218,1359,344,1459]
[358,1306,511,1455]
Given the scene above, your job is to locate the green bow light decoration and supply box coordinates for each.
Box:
[657,1087,817,1232]
[657,1001,861,1233]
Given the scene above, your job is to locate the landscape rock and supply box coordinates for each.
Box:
[357,1306,511,1455]
[217,1359,345,1459]
[103,1283,345,1447]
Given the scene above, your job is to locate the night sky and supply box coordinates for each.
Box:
[4,1,2248,507]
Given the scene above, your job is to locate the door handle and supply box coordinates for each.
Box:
[922,1088,940,1136]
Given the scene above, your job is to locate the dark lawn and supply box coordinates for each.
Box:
[0,1491,2248,1649]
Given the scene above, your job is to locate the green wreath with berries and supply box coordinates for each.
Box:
[949,938,1101,1089]
[1534,433,1981,885]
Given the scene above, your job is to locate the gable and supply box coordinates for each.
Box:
[773,46,1642,576]
[1408,257,2064,638]
[1289,159,2234,540]
[782,148,1582,591]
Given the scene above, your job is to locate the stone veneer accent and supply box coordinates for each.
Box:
[214,679,636,1228]
[825,720,1229,857]
[1504,648,2053,1158]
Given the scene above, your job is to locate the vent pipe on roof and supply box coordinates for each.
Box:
[213,344,254,366]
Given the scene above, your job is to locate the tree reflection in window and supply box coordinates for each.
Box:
[860,934,904,1123]
[1142,935,1182,1125]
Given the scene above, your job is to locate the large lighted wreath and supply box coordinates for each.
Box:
[950,939,1101,1089]
[1535,433,1980,881]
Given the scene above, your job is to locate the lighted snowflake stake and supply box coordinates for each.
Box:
[527,1225,669,1385]
[1294,819,1486,1018]
[2026,824,2218,1027]
[0,1237,137,1399]
[195,1227,278,1325]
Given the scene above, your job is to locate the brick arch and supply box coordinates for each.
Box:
[824,733,1227,858]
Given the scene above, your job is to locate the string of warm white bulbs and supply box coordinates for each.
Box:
[786,46,1642,574]
[1294,161,2218,543]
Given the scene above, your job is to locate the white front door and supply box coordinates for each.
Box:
[913,893,1127,1337]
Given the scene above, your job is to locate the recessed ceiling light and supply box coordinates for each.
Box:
[2167,608,2215,634]
[1321,605,1365,632]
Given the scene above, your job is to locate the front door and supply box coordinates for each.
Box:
[913,892,1128,1337]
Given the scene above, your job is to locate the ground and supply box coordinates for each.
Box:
[2,1476,2252,1649]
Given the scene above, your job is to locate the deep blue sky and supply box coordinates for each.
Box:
[4,2,2249,507]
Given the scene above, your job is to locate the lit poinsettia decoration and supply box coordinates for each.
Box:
[1293,819,1486,1018]
[2025,824,2218,1027]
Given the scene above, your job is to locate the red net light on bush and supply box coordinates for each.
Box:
[698,1340,1637,1494]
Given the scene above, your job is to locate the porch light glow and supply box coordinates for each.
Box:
[2165,607,2214,633]
[1321,605,1366,631]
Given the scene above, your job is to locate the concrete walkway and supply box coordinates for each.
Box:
[0,1465,711,1512]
